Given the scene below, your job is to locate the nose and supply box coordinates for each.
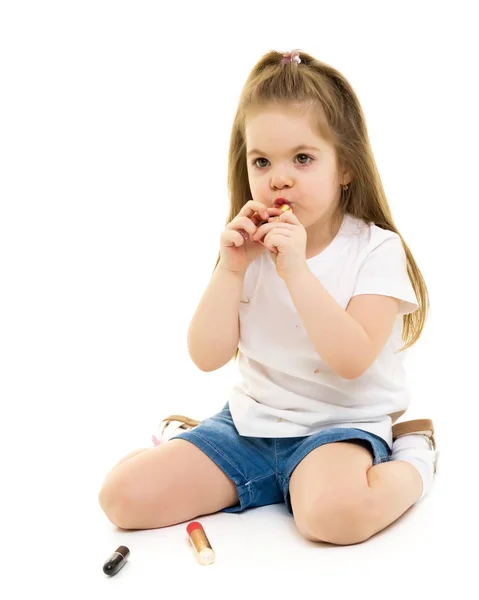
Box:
[270,171,293,191]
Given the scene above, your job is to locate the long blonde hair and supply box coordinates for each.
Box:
[216,50,429,352]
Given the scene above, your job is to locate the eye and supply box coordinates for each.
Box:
[252,157,269,168]
[295,154,313,165]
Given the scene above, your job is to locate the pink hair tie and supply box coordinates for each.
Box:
[281,50,301,64]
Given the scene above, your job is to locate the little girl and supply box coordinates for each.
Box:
[99,49,438,546]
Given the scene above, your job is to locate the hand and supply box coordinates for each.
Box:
[219,200,283,274]
[252,209,308,280]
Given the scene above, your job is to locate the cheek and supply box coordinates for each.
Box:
[306,174,336,197]
[248,175,268,198]
[247,168,256,187]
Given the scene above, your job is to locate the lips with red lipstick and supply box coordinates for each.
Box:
[273,198,294,211]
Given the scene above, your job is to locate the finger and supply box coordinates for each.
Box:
[238,200,270,222]
[266,207,283,218]
[263,230,293,244]
[223,229,245,247]
[276,210,300,224]
[251,207,283,228]
[262,235,278,254]
[250,212,266,227]
[252,222,296,241]
[228,216,257,238]
[262,229,293,251]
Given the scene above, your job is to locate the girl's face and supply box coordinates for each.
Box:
[245,104,349,230]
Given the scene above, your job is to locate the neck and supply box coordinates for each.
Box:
[305,210,344,258]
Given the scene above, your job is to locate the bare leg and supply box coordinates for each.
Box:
[290,443,423,545]
[98,439,239,530]
[364,459,423,535]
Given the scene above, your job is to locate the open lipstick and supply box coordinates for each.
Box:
[273,197,294,212]
[266,198,293,224]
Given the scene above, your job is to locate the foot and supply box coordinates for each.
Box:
[391,419,439,500]
[392,418,439,474]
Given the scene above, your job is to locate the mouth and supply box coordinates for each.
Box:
[273,197,294,210]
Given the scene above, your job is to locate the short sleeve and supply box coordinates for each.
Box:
[352,233,419,315]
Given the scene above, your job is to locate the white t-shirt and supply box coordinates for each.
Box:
[227,212,419,448]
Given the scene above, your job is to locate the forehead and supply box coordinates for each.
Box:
[244,103,331,149]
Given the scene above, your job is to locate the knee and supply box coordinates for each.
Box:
[294,492,375,546]
[98,477,139,530]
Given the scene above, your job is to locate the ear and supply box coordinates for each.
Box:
[338,161,351,186]
[342,168,351,186]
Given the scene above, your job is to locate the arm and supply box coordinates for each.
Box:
[285,267,399,379]
[187,262,244,372]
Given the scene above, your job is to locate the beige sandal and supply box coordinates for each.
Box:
[151,414,201,446]
[392,418,436,450]
[391,418,439,475]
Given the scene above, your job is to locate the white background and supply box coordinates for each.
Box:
[1,0,477,597]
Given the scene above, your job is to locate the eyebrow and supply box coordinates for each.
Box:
[247,145,321,157]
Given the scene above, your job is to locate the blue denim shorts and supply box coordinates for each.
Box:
[170,402,391,515]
